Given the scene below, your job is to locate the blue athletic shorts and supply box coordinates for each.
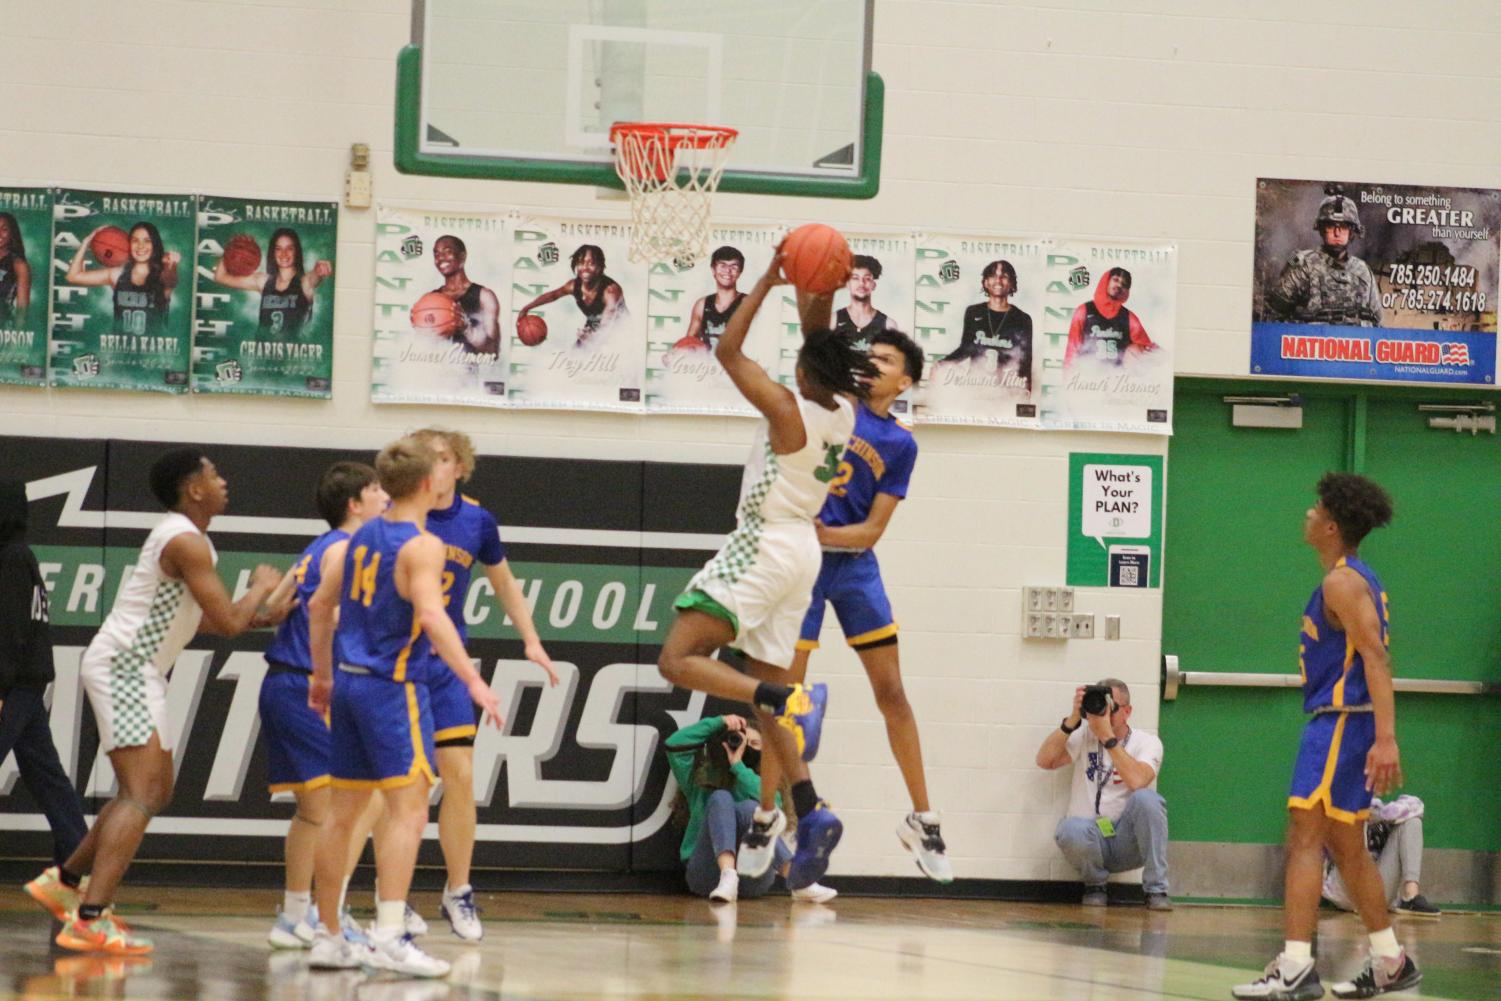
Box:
[258,666,331,793]
[330,668,437,789]
[796,549,897,651]
[427,663,478,744]
[1288,711,1375,824]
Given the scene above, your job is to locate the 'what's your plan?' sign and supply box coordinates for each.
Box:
[1068,453,1163,588]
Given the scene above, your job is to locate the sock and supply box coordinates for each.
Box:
[376,899,406,934]
[791,780,819,819]
[445,883,471,899]
[283,890,311,922]
[59,866,83,889]
[1368,926,1401,960]
[78,903,105,922]
[752,807,777,825]
[754,682,791,715]
[1284,940,1313,964]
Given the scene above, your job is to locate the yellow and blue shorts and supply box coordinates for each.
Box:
[258,665,331,793]
[330,667,437,789]
[1288,710,1375,824]
[797,550,898,651]
[427,663,479,746]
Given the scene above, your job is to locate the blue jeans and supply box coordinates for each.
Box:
[1054,789,1170,894]
[685,790,791,898]
[0,687,88,865]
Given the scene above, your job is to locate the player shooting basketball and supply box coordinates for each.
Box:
[516,244,628,349]
[658,241,877,899]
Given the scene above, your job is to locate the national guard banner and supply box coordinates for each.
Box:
[0,187,52,387]
[192,196,338,398]
[506,217,648,412]
[1252,178,1500,385]
[49,189,196,393]
[371,206,509,407]
[1041,241,1177,434]
[645,225,781,415]
[0,435,740,874]
[910,233,1046,428]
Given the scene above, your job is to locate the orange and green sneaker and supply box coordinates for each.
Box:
[24,866,86,921]
[55,910,153,956]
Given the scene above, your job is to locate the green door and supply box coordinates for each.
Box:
[1161,381,1501,853]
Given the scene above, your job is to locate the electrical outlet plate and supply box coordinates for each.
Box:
[345,171,373,209]
[1069,613,1095,639]
[1022,587,1078,639]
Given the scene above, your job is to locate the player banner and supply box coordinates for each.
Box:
[507,217,648,412]
[371,206,509,407]
[776,232,918,416]
[49,189,196,393]
[911,233,1046,428]
[1252,178,1501,385]
[0,436,742,873]
[645,224,781,415]
[0,187,52,387]
[191,196,338,397]
[1042,241,1177,434]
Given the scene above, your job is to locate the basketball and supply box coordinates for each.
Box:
[517,313,548,347]
[671,334,709,352]
[221,234,261,277]
[90,226,131,267]
[410,291,464,337]
[780,223,852,295]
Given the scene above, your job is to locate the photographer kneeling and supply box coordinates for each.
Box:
[1035,678,1171,910]
[666,713,837,905]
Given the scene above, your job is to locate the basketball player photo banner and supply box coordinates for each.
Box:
[1042,240,1177,434]
[49,189,196,393]
[371,206,509,408]
[910,233,1047,429]
[645,224,781,416]
[507,217,648,412]
[0,187,52,387]
[191,196,338,398]
[1252,178,1501,385]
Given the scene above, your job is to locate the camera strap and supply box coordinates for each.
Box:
[1092,727,1130,815]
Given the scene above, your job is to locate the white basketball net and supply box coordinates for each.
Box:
[611,123,737,267]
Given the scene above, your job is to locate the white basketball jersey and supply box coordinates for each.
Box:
[90,512,215,672]
[737,394,855,524]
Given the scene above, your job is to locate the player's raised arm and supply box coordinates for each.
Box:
[714,253,803,453]
[403,533,503,728]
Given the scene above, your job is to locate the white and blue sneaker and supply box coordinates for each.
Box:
[367,928,450,978]
[339,909,370,947]
[267,907,316,950]
[403,902,429,938]
[441,884,483,941]
[736,809,788,879]
[308,928,365,970]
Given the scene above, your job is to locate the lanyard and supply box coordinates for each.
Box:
[1093,729,1129,815]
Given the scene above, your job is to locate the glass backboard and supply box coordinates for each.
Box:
[396,0,882,198]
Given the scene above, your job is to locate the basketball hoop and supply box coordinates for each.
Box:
[610,122,737,267]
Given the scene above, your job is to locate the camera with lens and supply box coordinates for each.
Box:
[724,731,744,750]
[1081,684,1114,717]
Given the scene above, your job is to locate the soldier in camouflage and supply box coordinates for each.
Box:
[1266,191,1383,326]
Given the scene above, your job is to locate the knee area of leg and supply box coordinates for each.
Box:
[656,656,684,684]
[441,758,474,787]
[1130,789,1166,813]
[706,788,736,811]
[872,681,910,715]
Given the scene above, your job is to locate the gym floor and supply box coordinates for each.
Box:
[1,887,1496,1000]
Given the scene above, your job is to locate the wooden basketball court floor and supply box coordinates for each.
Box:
[1,887,1496,1001]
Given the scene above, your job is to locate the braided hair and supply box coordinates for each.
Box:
[797,329,878,399]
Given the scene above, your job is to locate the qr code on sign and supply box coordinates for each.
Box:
[1119,565,1139,587]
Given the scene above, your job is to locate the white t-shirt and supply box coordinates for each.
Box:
[1065,726,1164,823]
[737,394,855,524]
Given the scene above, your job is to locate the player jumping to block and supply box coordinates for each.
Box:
[658,245,876,898]
[785,328,952,882]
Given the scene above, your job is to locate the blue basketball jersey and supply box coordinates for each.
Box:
[337,517,430,683]
[818,402,918,531]
[424,493,506,641]
[264,528,349,671]
[1299,556,1389,712]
